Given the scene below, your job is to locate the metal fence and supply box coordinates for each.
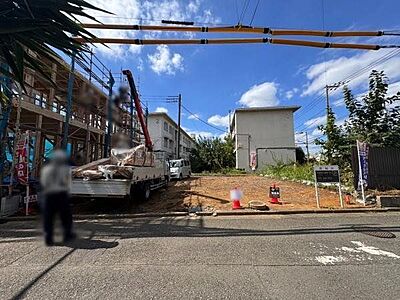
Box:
[352,146,400,190]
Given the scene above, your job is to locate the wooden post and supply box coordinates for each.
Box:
[85,124,90,163]
[33,115,43,177]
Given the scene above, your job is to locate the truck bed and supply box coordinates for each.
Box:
[70,163,168,198]
[71,179,131,198]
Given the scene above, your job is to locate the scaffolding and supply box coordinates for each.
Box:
[1,51,140,188]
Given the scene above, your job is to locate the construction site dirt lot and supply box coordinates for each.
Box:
[139,175,363,212]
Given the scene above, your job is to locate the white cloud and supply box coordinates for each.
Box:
[387,81,400,96]
[285,88,299,100]
[85,0,219,58]
[238,82,279,107]
[301,49,400,97]
[304,115,326,128]
[183,127,214,138]
[188,113,200,120]
[333,80,400,108]
[155,106,168,113]
[208,114,230,127]
[148,45,184,75]
[295,132,307,144]
[84,0,142,57]
[333,98,346,107]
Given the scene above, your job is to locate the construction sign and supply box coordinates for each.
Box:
[14,132,29,185]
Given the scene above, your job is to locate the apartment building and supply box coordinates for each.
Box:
[230,106,300,171]
[147,112,194,159]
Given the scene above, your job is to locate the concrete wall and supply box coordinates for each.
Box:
[234,109,296,171]
[147,116,164,153]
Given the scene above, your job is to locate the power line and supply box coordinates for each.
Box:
[181,104,226,133]
[234,0,240,24]
[91,15,231,26]
[249,0,261,26]
[295,48,400,126]
[238,0,251,24]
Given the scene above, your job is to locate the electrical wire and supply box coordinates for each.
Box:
[239,0,251,24]
[234,0,240,24]
[181,104,226,133]
[90,15,231,26]
[295,48,400,127]
[249,0,261,26]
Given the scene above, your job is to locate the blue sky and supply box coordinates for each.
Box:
[83,0,400,150]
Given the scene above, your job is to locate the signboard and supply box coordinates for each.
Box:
[314,165,340,183]
[14,132,29,185]
[23,194,37,204]
[313,165,343,208]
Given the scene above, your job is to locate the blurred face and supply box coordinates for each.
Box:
[51,150,68,165]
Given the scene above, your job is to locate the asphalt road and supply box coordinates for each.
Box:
[0,212,399,299]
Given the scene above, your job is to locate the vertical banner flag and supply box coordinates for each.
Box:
[14,132,29,185]
[250,151,257,171]
[357,140,369,189]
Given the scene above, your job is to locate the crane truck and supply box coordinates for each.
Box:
[70,70,170,201]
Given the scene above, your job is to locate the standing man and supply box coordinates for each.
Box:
[40,149,75,246]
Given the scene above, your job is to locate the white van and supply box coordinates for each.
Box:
[169,159,191,180]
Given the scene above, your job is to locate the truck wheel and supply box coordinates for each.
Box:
[130,182,151,202]
[142,183,151,201]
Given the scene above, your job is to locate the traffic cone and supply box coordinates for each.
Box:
[345,194,352,204]
[269,183,281,204]
[230,187,242,209]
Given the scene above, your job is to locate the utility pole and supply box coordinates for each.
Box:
[325,84,330,113]
[177,94,182,159]
[62,54,76,150]
[228,110,231,135]
[297,131,310,161]
[305,131,310,160]
[104,71,114,157]
[324,83,340,147]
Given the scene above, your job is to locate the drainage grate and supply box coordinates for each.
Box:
[353,227,396,239]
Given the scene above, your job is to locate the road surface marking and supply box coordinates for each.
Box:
[349,241,400,259]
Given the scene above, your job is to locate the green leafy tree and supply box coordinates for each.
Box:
[316,107,347,166]
[317,70,400,170]
[190,135,235,173]
[343,70,400,147]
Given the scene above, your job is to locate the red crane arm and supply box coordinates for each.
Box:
[122,70,153,151]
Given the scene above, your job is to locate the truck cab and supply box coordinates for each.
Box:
[169,159,191,180]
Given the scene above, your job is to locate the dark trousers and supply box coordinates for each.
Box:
[42,192,73,243]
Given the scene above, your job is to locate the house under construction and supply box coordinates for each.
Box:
[1,51,141,181]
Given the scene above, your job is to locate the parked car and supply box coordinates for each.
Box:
[169,159,191,180]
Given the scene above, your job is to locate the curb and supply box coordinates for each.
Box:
[2,208,400,222]
[201,207,400,216]
[1,212,188,222]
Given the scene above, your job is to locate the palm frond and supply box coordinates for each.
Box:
[0,0,111,87]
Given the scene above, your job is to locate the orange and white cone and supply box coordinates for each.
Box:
[230,187,243,209]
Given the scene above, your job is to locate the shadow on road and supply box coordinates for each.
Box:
[9,237,118,300]
[0,217,398,241]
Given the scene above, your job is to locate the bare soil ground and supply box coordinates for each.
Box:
[139,175,364,212]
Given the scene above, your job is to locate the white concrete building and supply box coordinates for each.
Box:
[230,106,300,171]
[147,112,194,159]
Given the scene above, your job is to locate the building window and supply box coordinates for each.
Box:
[164,137,168,148]
[164,121,168,131]
[169,139,174,149]
[169,125,174,134]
